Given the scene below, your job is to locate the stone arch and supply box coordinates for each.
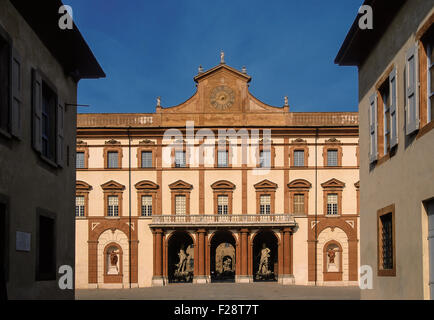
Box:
[317,227,348,282]
[166,231,195,283]
[252,229,279,281]
[97,229,129,286]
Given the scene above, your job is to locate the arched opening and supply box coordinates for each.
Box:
[210,231,236,282]
[167,231,194,283]
[253,230,278,282]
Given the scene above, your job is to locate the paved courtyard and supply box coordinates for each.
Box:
[76,283,361,300]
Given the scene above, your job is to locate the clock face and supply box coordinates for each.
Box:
[210,85,235,110]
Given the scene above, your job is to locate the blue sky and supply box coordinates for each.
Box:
[68,0,361,114]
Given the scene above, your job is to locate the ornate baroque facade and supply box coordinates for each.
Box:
[75,61,359,288]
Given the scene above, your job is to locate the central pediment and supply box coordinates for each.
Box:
[156,61,289,123]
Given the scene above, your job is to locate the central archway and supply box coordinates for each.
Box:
[253,230,278,282]
[210,231,236,283]
[167,231,194,283]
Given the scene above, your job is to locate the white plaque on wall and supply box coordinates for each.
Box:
[16,231,31,252]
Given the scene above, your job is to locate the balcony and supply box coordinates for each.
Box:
[149,214,297,228]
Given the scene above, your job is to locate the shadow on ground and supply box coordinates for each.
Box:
[76,283,361,300]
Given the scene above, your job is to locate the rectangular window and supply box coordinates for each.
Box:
[141,151,153,168]
[377,205,396,276]
[107,196,119,216]
[327,194,338,215]
[294,150,304,167]
[75,196,85,217]
[259,150,271,168]
[175,195,186,215]
[217,150,228,167]
[107,151,119,168]
[293,194,305,214]
[36,214,56,281]
[76,152,85,169]
[141,195,152,216]
[0,32,10,133]
[217,195,228,215]
[41,83,57,161]
[175,151,186,168]
[327,150,338,167]
[380,213,393,270]
[260,195,271,215]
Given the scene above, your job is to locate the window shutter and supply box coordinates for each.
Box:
[56,97,65,167]
[32,69,42,152]
[405,44,419,135]
[389,68,398,148]
[10,48,22,138]
[369,93,378,163]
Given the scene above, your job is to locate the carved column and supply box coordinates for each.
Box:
[194,229,208,284]
[281,227,295,285]
[237,228,251,283]
[152,228,165,286]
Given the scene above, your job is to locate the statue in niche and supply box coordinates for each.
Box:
[222,257,232,272]
[258,243,271,274]
[327,248,336,264]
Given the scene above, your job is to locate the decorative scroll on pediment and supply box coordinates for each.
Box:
[101,180,126,191]
[105,139,121,145]
[321,178,345,189]
[135,180,159,190]
[76,180,92,191]
[139,139,156,145]
[211,180,236,190]
[288,179,312,189]
[254,179,278,190]
[292,138,307,144]
[169,180,193,191]
[325,137,341,144]
[354,181,360,189]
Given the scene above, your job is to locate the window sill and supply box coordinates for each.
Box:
[75,216,87,220]
[0,128,12,140]
[416,120,434,140]
[139,216,152,220]
[40,154,59,169]
[105,216,120,220]
[378,269,396,277]
[325,214,341,218]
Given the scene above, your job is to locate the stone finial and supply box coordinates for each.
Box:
[242,66,247,74]
[284,96,289,107]
[220,50,225,64]
[198,65,204,73]
[156,96,161,107]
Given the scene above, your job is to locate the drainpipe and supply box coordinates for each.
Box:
[314,127,318,286]
[128,126,132,289]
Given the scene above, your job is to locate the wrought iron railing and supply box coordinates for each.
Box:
[150,214,296,226]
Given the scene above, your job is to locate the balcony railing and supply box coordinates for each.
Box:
[150,214,296,227]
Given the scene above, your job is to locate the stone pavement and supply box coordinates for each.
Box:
[76,283,361,300]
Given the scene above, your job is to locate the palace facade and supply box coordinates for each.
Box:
[75,60,359,288]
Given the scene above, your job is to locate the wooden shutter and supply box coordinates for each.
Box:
[389,68,398,148]
[10,48,21,138]
[405,44,419,135]
[56,97,64,167]
[369,93,378,163]
[32,69,42,152]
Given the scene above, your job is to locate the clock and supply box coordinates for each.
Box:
[210,85,235,110]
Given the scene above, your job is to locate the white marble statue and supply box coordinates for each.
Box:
[176,248,187,273]
[258,244,271,274]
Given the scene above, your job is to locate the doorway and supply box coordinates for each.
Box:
[253,230,278,282]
